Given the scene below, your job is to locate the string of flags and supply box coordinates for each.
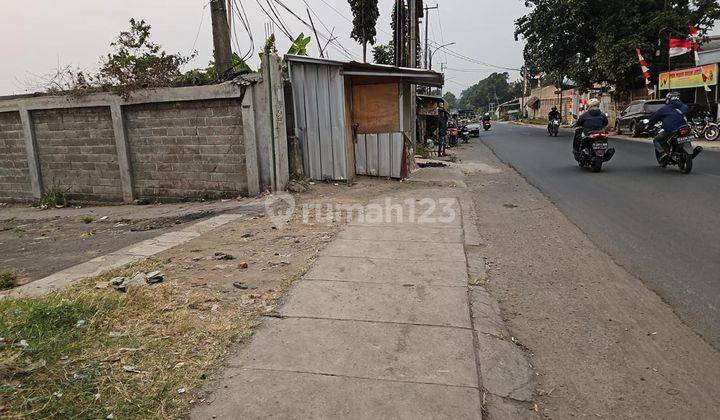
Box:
[635,48,655,96]
[637,25,710,95]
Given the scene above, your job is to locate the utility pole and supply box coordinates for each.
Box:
[423,4,438,69]
[227,0,232,34]
[409,0,417,68]
[211,0,233,79]
[395,0,406,67]
[409,0,418,145]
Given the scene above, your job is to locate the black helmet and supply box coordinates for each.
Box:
[551,106,557,111]
[666,91,681,104]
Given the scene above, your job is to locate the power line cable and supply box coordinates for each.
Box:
[428,40,521,71]
[270,0,359,60]
[254,0,294,40]
[233,0,255,62]
[266,0,294,40]
[191,1,212,53]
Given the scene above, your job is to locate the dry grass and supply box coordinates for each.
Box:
[0,258,299,419]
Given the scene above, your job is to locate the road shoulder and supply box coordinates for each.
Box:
[459,137,720,418]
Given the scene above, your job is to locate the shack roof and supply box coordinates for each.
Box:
[285,55,444,88]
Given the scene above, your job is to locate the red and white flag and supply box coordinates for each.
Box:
[702,72,712,92]
[669,38,693,57]
[635,49,655,96]
[690,25,702,65]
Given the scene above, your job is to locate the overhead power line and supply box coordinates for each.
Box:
[270,0,359,60]
[428,40,521,72]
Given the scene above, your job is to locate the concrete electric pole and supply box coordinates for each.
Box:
[211,0,233,79]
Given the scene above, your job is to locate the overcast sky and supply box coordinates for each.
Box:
[0,1,562,97]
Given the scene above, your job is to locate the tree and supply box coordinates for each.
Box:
[373,43,394,65]
[348,0,380,62]
[516,0,720,90]
[443,92,458,109]
[457,72,517,112]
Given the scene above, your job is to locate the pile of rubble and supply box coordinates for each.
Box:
[96,271,164,292]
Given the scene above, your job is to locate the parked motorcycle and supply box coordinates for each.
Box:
[574,131,615,172]
[483,120,491,131]
[691,116,719,141]
[448,127,459,147]
[548,119,561,137]
[459,125,470,143]
[653,124,703,174]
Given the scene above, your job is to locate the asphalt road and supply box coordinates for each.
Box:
[480,123,720,348]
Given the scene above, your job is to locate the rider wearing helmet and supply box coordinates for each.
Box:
[548,106,561,121]
[548,106,561,132]
[482,112,491,122]
[647,92,689,164]
[573,98,608,153]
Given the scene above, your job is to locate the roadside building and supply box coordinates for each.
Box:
[416,94,444,146]
[285,55,443,181]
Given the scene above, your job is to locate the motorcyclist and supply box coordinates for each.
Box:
[482,113,491,123]
[548,106,561,121]
[647,92,689,164]
[573,98,608,153]
[548,106,561,132]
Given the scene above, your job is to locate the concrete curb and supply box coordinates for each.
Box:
[460,192,540,419]
[3,214,242,299]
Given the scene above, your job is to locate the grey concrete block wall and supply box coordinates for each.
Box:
[124,99,247,200]
[0,63,287,203]
[0,111,33,200]
[33,107,123,201]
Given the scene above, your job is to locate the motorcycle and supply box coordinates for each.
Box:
[483,120,492,131]
[691,116,719,141]
[652,124,703,174]
[459,125,470,143]
[574,130,615,172]
[448,127,459,147]
[548,119,561,137]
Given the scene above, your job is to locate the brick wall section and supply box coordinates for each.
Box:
[33,107,123,201]
[124,99,246,200]
[0,111,32,201]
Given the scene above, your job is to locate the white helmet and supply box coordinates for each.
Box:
[588,98,600,109]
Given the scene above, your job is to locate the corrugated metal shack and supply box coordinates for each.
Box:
[286,55,443,181]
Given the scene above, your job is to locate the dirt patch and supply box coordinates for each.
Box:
[0,204,262,284]
[0,179,409,419]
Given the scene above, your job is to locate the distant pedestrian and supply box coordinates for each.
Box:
[438,105,449,156]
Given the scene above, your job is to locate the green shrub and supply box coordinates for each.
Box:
[40,183,70,208]
[0,271,17,290]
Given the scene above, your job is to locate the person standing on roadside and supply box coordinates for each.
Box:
[438,105,449,157]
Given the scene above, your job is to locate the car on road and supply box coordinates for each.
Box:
[615,99,665,137]
[466,123,481,137]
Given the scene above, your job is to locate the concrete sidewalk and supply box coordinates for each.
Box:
[192,195,537,419]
